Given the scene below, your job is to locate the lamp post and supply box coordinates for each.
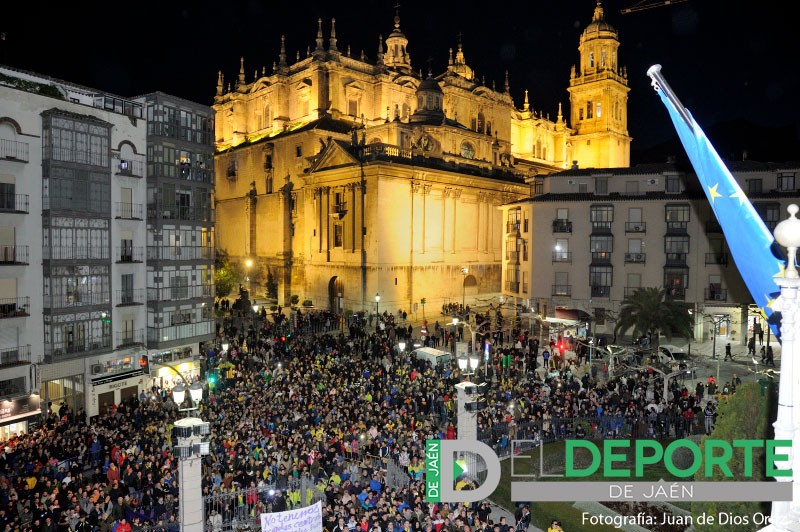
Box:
[163,367,209,532]
[461,267,469,311]
[398,341,406,357]
[375,293,381,332]
[456,352,481,380]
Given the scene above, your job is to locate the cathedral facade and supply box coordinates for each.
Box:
[212,2,629,314]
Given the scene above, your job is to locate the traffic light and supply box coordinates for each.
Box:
[138,354,150,376]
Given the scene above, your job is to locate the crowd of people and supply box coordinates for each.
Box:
[0,302,717,532]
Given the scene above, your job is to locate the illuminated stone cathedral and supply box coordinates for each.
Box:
[212,1,629,313]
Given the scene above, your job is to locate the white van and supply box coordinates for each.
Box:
[411,347,453,369]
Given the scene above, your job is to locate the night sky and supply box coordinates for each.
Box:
[2,0,797,162]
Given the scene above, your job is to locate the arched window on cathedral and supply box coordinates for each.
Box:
[477,112,485,133]
[486,121,492,136]
[536,139,542,159]
[589,52,595,68]
[402,103,411,120]
[542,146,547,160]
[586,101,593,119]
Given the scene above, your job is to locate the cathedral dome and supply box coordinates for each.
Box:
[583,1,617,36]
[411,74,444,123]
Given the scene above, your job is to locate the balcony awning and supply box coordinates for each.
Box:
[555,308,592,321]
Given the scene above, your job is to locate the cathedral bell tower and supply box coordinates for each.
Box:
[567,0,631,168]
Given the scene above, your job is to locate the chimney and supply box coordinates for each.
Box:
[571,160,579,170]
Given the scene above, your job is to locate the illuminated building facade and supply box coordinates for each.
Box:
[213,3,629,313]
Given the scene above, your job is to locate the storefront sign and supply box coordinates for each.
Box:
[0,395,41,422]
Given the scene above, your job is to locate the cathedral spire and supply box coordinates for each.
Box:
[377,34,384,64]
[523,89,529,111]
[448,48,453,66]
[315,18,324,51]
[238,57,246,86]
[593,0,605,22]
[329,18,338,51]
[279,35,287,68]
[504,70,510,94]
[216,71,224,96]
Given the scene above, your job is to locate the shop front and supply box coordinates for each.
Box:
[88,371,145,419]
[0,394,42,441]
[149,347,201,391]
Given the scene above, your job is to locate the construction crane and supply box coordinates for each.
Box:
[621,0,689,15]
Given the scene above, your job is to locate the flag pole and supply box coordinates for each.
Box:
[646,64,694,132]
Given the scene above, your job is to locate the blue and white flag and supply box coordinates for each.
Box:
[648,64,784,341]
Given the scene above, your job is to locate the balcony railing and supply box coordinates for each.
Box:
[624,287,642,298]
[114,156,145,178]
[625,222,646,233]
[116,329,145,348]
[552,220,572,233]
[624,252,646,263]
[0,245,29,265]
[46,336,112,360]
[552,251,572,263]
[116,289,145,306]
[705,221,722,233]
[115,202,144,220]
[591,285,611,298]
[666,221,689,234]
[665,286,686,299]
[146,203,214,223]
[147,284,214,301]
[0,193,29,213]
[0,138,30,162]
[147,246,214,261]
[0,297,30,319]
[665,252,688,266]
[44,292,110,308]
[44,146,107,167]
[552,284,571,297]
[333,202,348,214]
[43,246,108,260]
[116,246,144,263]
[705,252,729,265]
[590,221,613,234]
[505,281,519,292]
[591,251,612,264]
[506,221,520,233]
[147,320,215,344]
[0,345,31,367]
[704,288,728,301]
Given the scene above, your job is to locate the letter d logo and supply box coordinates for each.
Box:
[438,440,501,503]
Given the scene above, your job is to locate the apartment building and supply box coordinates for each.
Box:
[501,159,800,345]
[0,67,215,429]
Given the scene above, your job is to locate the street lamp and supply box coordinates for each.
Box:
[457,352,481,380]
[461,267,469,311]
[221,341,229,354]
[375,293,381,331]
[398,341,406,354]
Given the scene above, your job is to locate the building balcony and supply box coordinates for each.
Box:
[115,202,144,220]
[116,246,144,263]
[705,220,722,233]
[116,289,145,306]
[591,285,611,298]
[146,203,214,223]
[591,251,612,264]
[116,329,145,348]
[705,288,728,301]
[147,246,214,261]
[666,221,689,234]
[552,220,572,233]
[705,252,729,265]
[0,138,30,162]
[44,292,110,308]
[665,252,688,266]
[147,284,215,302]
[665,286,686,299]
[552,284,571,297]
[625,222,646,233]
[114,155,145,178]
[552,251,572,263]
[0,297,30,319]
[0,245,29,265]
[44,146,106,167]
[505,281,519,293]
[0,345,31,367]
[178,163,212,183]
[590,222,613,234]
[506,221,520,233]
[624,287,642,298]
[624,252,646,263]
[147,320,215,345]
[46,336,112,361]
[0,193,29,213]
[43,246,108,261]
[506,251,521,262]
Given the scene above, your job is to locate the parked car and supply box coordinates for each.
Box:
[654,344,695,377]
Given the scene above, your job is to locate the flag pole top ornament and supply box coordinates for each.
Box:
[774,204,800,279]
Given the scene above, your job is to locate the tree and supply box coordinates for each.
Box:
[265,268,278,299]
[214,249,242,299]
[614,287,692,348]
